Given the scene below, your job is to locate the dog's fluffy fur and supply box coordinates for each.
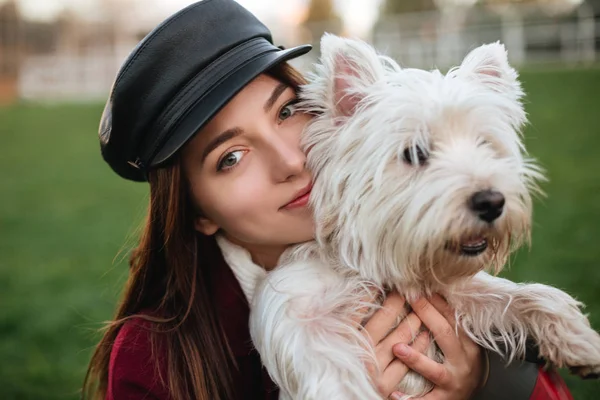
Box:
[217,35,600,399]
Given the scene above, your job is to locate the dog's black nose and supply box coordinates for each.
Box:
[469,190,505,223]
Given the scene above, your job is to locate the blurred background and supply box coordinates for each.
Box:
[1,0,599,398]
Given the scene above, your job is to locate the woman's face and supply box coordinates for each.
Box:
[182,73,314,265]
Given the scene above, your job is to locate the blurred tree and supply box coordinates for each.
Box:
[480,0,561,3]
[477,0,591,8]
[589,0,600,12]
[301,0,342,52]
[478,0,540,4]
[0,0,18,20]
[54,9,82,53]
[0,0,21,104]
[0,0,20,77]
[374,0,439,38]
[479,0,588,17]
[305,0,340,22]
[380,0,438,14]
[374,0,439,45]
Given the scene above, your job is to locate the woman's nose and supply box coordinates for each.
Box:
[269,136,306,182]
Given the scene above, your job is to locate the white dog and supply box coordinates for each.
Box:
[217,34,600,399]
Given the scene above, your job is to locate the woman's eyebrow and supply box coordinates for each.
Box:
[264,82,289,112]
[200,83,288,164]
[201,127,243,163]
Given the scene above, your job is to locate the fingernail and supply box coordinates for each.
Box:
[394,343,410,357]
[391,392,405,400]
[408,297,421,305]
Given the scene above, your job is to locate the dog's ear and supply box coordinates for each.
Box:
[319,34,384,116]
[458,42,521,95]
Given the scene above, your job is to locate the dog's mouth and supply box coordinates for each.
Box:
[460,236,488,256]
[446,235,488,257]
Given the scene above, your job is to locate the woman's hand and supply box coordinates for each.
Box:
[360,292,431,398]
[391,294,484,400]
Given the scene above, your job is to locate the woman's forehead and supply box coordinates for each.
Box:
[182,74,293,157]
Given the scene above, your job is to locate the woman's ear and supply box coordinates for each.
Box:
[194,216,219,236]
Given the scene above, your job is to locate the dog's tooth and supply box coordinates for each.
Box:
[461,237,486,247]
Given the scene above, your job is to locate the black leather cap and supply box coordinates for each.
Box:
[99,0,311,181]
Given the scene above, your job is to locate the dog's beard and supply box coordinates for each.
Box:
[417,203,531,287]
[421,230,512,286]
[317,178,532,294]
[375,227,524,294]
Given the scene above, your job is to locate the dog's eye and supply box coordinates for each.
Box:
[403,145,428,166]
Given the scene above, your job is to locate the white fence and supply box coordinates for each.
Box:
[370,4,598,69]
[17,44,138,102]
[7,3,600,102]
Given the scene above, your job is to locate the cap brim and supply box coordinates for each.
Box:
[150,44,312,167]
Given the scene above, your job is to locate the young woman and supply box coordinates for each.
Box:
[83,1,572,399]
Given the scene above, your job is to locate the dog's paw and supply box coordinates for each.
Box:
[537,321,600,379]
[569,365,600,380]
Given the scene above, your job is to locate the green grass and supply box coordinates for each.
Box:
[499,67,600,398]
[1,67,600,399]
[0,104,148,399]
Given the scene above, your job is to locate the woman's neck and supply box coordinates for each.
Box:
[223,235,287,271]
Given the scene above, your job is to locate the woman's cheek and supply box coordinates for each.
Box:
[220,173,273,219]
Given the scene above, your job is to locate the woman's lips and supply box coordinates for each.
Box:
[283,183,312,210]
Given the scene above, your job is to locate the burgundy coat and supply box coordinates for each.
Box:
[106,252,278,400]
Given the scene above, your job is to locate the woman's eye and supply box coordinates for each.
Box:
[278,101,297,121]
[403,145,429,166]
[217,150,244,171]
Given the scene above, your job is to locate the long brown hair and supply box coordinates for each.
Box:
[83,62,307,400]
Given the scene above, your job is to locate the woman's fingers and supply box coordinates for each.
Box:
[377,312,422,367]
[363,293,482,399]
[379,331,431,395]
[363,292,407,345]
[428,294,456,326]
[379,359,409,396]
[350,289,381,326]
[428,294,480,359]
[393,342,451,387]
[409,297,463,363]
[387,296,483,400]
